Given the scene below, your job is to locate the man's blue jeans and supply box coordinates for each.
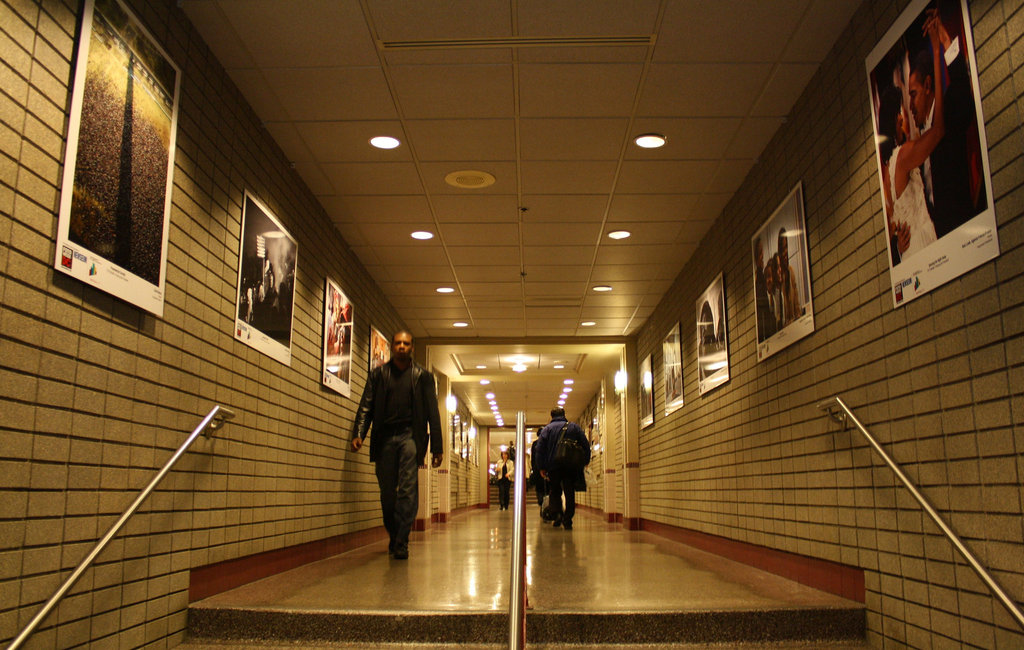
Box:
[374,429,418,552]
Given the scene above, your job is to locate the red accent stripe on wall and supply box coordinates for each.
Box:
[189,527,385,602]
[640,519,865,603]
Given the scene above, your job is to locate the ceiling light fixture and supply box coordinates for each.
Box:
[607,230,631,240]
[512,363,527,373]
[593,285,613,292]
[476,365,487,369]
[453,321,468,327]
[553,364,564,369]
[485,392,495,399]
[480,379,490,385]
[634,133,667,148]
[436,287,455,293]
[370,136,401,149]
[564,379,574,385]
[411,230,434,240]
[581,321,596,327]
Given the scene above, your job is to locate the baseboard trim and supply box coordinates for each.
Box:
[189,527,385,602]
[639,519,864,603]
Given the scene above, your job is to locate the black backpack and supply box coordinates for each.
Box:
[551,424,587,470]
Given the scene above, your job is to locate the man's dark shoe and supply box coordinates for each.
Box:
[393,547,409,559]
[563,521,572,530]
[552,520,561,527]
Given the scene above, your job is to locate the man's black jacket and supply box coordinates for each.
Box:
[351,361,443,464]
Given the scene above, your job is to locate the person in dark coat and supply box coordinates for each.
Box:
[535,407,591,530]
[350,330,443,559]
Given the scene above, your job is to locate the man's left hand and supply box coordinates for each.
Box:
[431,453,443,468]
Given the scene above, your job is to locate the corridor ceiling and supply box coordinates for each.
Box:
[182,0,860,427]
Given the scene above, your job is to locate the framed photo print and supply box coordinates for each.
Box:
[54,0,181,316]
[234,191,297,365]
[369,325,390,371]
[662,323,684,415]
[752,183,815,361]
[639,354,654,428]
[867,0,997,308]
[322,278,353,397]
[697,273,729,395]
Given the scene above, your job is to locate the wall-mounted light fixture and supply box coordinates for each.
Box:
[446,394,457,412]
[614,370,627,395]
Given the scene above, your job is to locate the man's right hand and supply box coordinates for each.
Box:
[351,436,363,452]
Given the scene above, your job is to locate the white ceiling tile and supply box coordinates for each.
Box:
[322,195,432,223]
[638,64,773,117]
[368,0,511,41]
[389,65,515,119]
[520,119,627,160]
[522,245,596,267]
[616,160,718,194]
[447,246,520,266]
[521,222,602,247]
[372,245,447,267]
[516,0,660,36]
[215,0,379,67]
[293,121,410,163]
[626,118,742,160]
[431,195,519,222]
[519,63,644,117]
[519,195,609,222]
[260,67,398,121]
[653,0,806,63]
[607,194,701,222]
[520,161,618,195]
[440,222,521,246]
[320,162,424,195]
[724,118,787,159]
[405,119,516,162]
[452,266,521,283]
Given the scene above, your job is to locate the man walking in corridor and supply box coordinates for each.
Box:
[536,407,590,530]
[350,330,443,559]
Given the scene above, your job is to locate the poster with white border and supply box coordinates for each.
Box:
[54,0,181,317]
[866,0,997,308]
[752,183,815,361]
[234,191,297,365]
[662,322,684,415]
[639,354,653,428]
[322,278,353,397]
[697,273,729,395]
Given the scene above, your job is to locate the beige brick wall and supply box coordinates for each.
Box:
[634,0,1024,647]
[0,0,425,646]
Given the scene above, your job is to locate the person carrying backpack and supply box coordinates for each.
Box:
[535,407,591,530]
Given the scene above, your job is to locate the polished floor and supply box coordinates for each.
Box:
[185,505,867,648]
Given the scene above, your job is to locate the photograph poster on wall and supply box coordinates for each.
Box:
[234,191,297,365]
[697,273,729,395]
[369,325,390,371]
[752,183,815,361]
[867,0,997,308]
[322,278,353,397]
[662,322,684,415]
[54,0,181,317]
[639,354,654,428]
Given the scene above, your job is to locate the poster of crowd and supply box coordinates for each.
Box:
[662,323,684,415]
[751,183,814,361]
[54,0,181,317]
[322,279,353,397]
[369,325,390,371]
[639,354,654,428]
[234,192,297,365]
[867,0,997,308]
[697,273,729,395]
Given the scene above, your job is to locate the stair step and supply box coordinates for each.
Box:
[187,606,864,645]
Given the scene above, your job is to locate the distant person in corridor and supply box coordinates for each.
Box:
[350,330,443,559]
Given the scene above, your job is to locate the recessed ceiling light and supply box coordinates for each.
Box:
[559,394,567,400]
[593,285,613,292]
[453,321,468,327]
[564,379,574,385]
[370,136,401,149]
[436,287,455,293]
[480,379,490,385]
[557,399,566,405]
[553,364,564,369]
[564,387,572,392]
[512,363,527,373]
[607,230,630,240]
[634,133,667,148]
[411,231,434,240]
[485,393,495,399]
[581,321,596,327]
[476,365,487,369]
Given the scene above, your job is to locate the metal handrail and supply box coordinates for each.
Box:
[507,411,527,649]
[8,405,235,650]
[818,396,1024,630]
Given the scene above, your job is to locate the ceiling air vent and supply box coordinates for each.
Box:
[445,170,496,189]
